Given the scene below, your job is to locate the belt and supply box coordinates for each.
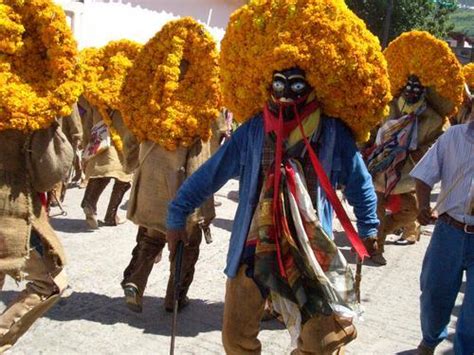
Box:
[439,214,474,234]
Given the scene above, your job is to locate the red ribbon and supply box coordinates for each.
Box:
[265,100,369,279]
[39,192,48,209]
[292,105,369,260]
[272,105,286,278]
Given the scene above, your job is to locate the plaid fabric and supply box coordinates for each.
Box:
[367,109,422,196]
[248,159,357,327]
[261,135,319,202]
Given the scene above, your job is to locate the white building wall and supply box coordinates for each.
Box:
[82,0,246,29]
[55,0,242,48]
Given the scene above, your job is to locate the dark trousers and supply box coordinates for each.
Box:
[121,225,202,308]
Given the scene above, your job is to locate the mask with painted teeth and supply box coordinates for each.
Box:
[268,67,313,120]
[403,75,425,105]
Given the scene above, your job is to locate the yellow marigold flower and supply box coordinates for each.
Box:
[0,0,82,132]
[120,17,221,151]
[0,3,24,54]
[80,40,142,151]
[384,31,464,117]
[81,39,141,114]
[220,0,392,142]
[463,63,474,91]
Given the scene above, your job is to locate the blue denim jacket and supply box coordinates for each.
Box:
[167,115,379,278]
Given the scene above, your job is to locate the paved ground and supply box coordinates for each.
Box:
[1,181,462,354]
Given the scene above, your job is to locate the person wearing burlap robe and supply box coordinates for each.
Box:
[121,138,215,313]
[210,109,232,155]
[0,130,68,352]
[48,103,84,207]
[78,97,138,228]
[62,103,84,184]
[367,77,450,265]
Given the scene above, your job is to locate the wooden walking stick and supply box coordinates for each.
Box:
[354,256,363,304]
[170,240,185,355]
[48,190,67,217]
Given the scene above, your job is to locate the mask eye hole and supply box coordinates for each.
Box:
[406,85,412,91]
[272,80,285,93]
[291,81,306,93]
[413,87,421,93]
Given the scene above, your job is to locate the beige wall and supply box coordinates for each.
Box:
[58,0,235,48]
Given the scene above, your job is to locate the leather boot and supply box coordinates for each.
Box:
[164,227,203,312]
[0,250,66,351]
[103,180,131,226]
[121,228,166,312]
[81,177,110,229]
[417,342,435,355]
[371,233,387,265]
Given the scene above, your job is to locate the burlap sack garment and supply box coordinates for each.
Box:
[0,130,66,272]
[80,100,133,183]
[127,139,215,234]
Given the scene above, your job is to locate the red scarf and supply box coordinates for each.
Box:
[262,99,369,277]
[263,98,319,138]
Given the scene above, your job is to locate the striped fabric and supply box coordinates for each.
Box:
[410,123,474,225]
[367,112,419,196]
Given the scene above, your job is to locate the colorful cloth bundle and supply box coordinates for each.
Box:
[367,104,426,196]
[247,158,358,343]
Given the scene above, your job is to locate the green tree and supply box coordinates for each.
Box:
[346,0,458,46]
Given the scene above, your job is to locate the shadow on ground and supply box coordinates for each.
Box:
[227,191,239,202]
[395,349,417,355]
[212,218,234,232]
[1,291,224,337]
[50,218,95,234]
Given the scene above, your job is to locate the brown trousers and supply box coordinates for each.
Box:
[121,225,202,308]
[223,266,345,355]
[376,191,419,251]
[0,247,67,352]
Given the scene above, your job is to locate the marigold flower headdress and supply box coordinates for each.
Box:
[463,63,474,91]
[220,0,392,142]
[120,17,221,151]
[384,31,464,117]
[81,40,141,113]
[81,40,142,151]
[0,0,82,132]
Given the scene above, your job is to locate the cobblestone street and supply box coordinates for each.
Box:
[0,181,462,355]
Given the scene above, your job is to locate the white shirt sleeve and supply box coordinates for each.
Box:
[410,131,445,188]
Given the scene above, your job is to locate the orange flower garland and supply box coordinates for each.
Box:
[81,40,142,151]
[0,3,24,54]
[120,17,221,151]
[384,31,464,117]
[0,0,82,132]
[81,40,141,113]
[463,63,474,91]
[220,0,392,142]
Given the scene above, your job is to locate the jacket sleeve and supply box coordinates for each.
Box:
[167,121,249,230]
[338,125,379,238]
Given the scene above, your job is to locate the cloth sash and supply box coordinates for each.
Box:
[367,103,426,196]
[247,101,365,344]
[248,159,358,344]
